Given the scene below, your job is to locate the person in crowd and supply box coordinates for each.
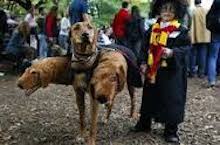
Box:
[45,6,58,56]
[24,6,38,52]
[0,9,8,53]
[131,0,190,143]
[5,21,35,71]
[217,52,220,76]
[98,26,113,46]
[206,0,220,87]
[190,0,211,78]
[125,5,145,60]
[25,6,37,30]
[59,11,71,52]
[37,7,48,58]
[6,21,30,57]
[112,1,131,46]
[69,0,89,25]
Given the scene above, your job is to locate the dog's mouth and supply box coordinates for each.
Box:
[81,37,91,44]
[23,85,41,96]
[81,32,93,44]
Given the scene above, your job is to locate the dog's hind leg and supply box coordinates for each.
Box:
[127,84,138,119]
[88,97,99,145]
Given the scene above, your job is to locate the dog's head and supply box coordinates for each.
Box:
[17,67,43,96]
[89,65,125,104]
[71,22,97,57]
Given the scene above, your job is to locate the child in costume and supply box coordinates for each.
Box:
[131,0,191,143]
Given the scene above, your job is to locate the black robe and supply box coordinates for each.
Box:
[139,26,191,124]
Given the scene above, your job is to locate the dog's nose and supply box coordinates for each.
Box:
[81,32,89,40]
[97,95,108,104]
[17,82,24,89]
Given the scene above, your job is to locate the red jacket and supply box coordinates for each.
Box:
[45,13,57,37]
[112,8,131,38]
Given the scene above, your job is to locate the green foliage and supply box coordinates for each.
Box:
[1,0,150,27]
[90,0,150,27]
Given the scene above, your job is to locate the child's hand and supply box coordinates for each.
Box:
[162,47,173,58]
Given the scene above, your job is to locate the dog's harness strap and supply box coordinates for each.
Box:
[71,49,101,84]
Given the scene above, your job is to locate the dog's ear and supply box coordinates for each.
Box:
[92,28,98,48]
[71,24,81,45]
[30,68,38,74]
[39,69,50,88]
[116,65,126,89]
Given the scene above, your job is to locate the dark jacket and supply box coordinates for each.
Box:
[37,15,46,34]
[206,0,220,33]
[0,9,8,36]
[126,17,145,42]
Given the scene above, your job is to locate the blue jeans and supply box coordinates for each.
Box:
[190,43,208,76]
[38,34,48,58]
[58,35,69,50]
[217,49,220,74]
[207,42,220,84]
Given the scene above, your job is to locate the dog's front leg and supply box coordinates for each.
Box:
[104,98,114,124]
[73,73,87,137]
[75,89,86,137]
[88,97,99,145]
[127,84,138,119]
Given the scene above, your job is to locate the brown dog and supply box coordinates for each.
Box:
[17,57,72,96]
[71,22,137,144]
[88,50,135,145]
[17,22,137,145]
[70,21,101,138]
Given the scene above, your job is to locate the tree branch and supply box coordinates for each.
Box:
[8,0,32,10]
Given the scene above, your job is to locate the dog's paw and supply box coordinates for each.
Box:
[104,118,109,124]
[87,138,96,145]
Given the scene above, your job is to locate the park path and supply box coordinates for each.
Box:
[0,75,219,145]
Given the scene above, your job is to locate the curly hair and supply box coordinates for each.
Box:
[149,0,188,19]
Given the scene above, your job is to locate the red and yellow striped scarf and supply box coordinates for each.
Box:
[147,19,180,84]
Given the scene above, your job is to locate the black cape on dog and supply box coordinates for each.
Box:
[98,44,143,88]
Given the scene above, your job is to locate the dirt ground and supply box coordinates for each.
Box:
[0,74,219,145]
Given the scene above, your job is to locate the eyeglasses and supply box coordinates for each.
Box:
[161,4,175,13]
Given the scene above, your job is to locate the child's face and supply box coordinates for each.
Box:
[160,3,175,22]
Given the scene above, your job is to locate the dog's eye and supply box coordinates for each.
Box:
[87,24,93,30]
[110,75,117,82]
[73,25,80,30]
[30,70,37,74]
[31,71,37,74]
